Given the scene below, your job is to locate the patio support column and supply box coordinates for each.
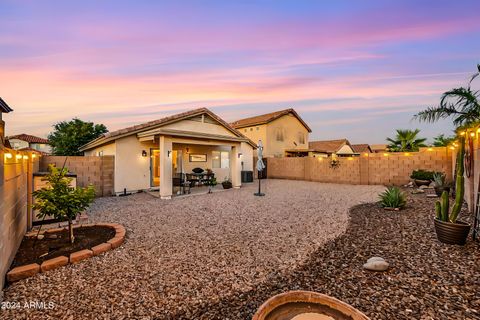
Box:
[230,144,241,188]
[159,135,173,199]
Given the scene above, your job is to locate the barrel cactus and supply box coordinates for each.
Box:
[435,135,465,223]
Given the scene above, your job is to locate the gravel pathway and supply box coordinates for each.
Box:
[190,190,480,320]
[1,180,383,319]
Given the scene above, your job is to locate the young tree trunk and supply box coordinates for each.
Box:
[68,218,75,244]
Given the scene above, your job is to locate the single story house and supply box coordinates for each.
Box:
[230,108,312,158]
[6,134,52,154]
[308,139,358,157]
[351,144,373,154]
[80,108,256,199]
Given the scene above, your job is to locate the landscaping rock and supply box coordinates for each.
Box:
[363,260,389,272]
[366,257,385,263]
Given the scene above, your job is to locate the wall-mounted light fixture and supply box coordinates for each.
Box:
[32,154,36,158]
[167,150,171,157]
[23,155,29,160]
[5,153,12,159]
[238,153,243,158]
[142,150,148,157]
[16,154,22,160]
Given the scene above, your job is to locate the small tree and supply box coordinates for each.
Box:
[48,118,108,156]
[33,165,95,243]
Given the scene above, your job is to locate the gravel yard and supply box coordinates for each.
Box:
[2,180,383,319]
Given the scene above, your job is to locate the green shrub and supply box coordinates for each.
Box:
[379,186,407,209]
[410,169,439,181]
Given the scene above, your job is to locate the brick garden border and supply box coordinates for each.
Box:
[6,223,126,283]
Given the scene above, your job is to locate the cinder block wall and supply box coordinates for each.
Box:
[0,149,38,295]
[267,147,452,186]
[39,156,115,197]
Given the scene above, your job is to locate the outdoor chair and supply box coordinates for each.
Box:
[173,173,190,194]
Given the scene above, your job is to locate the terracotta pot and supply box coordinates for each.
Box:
[434,218,470,245]
[252,291,370,320]
[414,179,431,187]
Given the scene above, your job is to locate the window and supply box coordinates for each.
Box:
[275,128,284,141]
[298,132,305,144]
[212,151,229,168]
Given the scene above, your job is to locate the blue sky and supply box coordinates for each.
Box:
[1,0,479,143]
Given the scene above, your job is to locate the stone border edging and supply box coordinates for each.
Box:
[6,223,126,283]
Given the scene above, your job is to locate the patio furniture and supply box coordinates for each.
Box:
[173,173,190,194]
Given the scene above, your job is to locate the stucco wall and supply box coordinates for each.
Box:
[1,149,38,295]
[239,124,267,155]
[266,114,310,157]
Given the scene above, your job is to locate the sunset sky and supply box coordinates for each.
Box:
[1,0,479,143]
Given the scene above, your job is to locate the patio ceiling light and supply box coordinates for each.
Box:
[4,152,12,159]
[23,155,28,160]
[16,154,22,159]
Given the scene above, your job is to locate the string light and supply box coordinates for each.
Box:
[383,153,389,157]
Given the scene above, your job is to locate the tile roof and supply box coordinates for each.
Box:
[81,107,256,151]
[370,144,388,151]
[7,134,49,144]
[309,139,351,153]
[0,97,13,113]
[351,144,372,153]
[230,108,312,132]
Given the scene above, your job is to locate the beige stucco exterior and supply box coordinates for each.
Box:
[83,110,254,198]
[238,113,309,157]
[8,139,52,154]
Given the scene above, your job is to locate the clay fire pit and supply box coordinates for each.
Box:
[252,291,370,320]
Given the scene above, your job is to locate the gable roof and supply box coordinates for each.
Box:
[230,108,312,132]
[370,144,388,152]
[351,144,372,153]
[7,134,49,144]
[0,97,13,113]
[309,139,354,154]
[80,108,256,151]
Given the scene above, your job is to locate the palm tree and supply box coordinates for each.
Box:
[386,129,427,152]
[432,134,456,147]
[414,64,480,127]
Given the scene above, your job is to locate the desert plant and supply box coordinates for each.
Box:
[433,172,447,187]
[386,129,427,152]
[379,186,407,209]
[33,164,95,243]
[435,136,465,223]
[433,134,456,147]
[410,169,438,181]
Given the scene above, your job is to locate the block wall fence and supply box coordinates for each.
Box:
[0,148,39,296]
[267,147,453,186]
[39,156,115,197]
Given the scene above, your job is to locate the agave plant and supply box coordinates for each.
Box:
[432,172,447,187]
[379,186,407,210]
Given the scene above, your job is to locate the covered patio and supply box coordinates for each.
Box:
[81,108,255,197]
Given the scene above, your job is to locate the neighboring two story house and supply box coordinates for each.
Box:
[230,108,312,157]
[6,134,52,154]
